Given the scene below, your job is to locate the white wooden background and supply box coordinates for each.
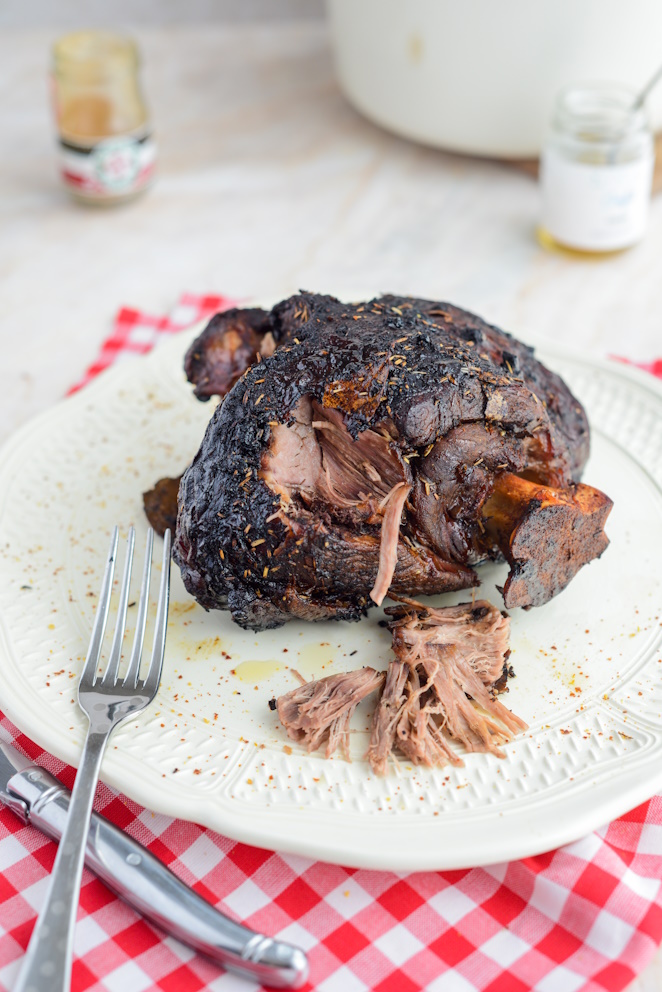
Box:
[0,16,660,992]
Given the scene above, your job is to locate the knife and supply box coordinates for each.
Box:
[0,742,308,989]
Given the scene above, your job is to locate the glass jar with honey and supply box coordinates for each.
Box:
[539,83,654,254]
[52,31,156,205]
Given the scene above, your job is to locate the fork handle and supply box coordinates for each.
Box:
[14,727,107,992]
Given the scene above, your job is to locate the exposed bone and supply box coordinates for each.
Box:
[481,472,613,609]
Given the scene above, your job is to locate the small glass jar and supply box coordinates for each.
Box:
[51,31,156,205]
[539,83,654,254]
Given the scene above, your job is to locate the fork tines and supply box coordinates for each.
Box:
[79,526,171,694]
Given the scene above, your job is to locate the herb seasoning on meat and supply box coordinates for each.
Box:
[146,292,612,630]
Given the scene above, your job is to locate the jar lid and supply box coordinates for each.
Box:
[52,31,139,84]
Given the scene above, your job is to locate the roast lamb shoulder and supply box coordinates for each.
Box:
[147,292,612,630]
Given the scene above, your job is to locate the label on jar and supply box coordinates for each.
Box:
[58,132,157,200]
[540,147,653,251]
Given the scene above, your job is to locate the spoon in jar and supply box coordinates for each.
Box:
[632,61,662,110]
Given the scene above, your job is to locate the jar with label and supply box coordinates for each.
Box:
[51,31,156,205]
[539,83,654,254]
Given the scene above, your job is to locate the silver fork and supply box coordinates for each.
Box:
[15,525,171,992]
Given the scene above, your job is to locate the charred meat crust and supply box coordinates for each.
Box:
[184,307,273,400]
[143,475,182,537]
[173,292,605,630]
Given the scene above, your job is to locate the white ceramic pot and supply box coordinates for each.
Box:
[327,0,662,158]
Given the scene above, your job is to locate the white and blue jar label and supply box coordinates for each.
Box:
[540,147,654,251]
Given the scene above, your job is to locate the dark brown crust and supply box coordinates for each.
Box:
[172,292,606,630]
[184,307,272,400]
[143,476,182,538]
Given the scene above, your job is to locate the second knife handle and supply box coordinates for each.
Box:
[8,767,308,989]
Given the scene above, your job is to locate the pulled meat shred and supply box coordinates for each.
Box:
[276,667,385,760]
[369,659,463,775]
[276,599,527,773]
[369,482,412,605]
[375,599,527,771]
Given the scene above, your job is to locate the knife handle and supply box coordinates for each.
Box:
[7,768,308,990]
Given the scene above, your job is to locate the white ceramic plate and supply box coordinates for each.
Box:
[0,311,660,871]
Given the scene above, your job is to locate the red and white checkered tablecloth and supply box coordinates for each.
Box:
[1,294,662,992]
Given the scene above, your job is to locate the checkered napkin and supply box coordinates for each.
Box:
[1,295,661,992]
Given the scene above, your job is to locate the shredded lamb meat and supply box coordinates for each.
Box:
[366,658,411,775]
[365,651,464,775]
[370,483,413,605]
[276,667,385,760]
[276,599,527,773]
[394,662,464,771]
[377,598,527,770]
